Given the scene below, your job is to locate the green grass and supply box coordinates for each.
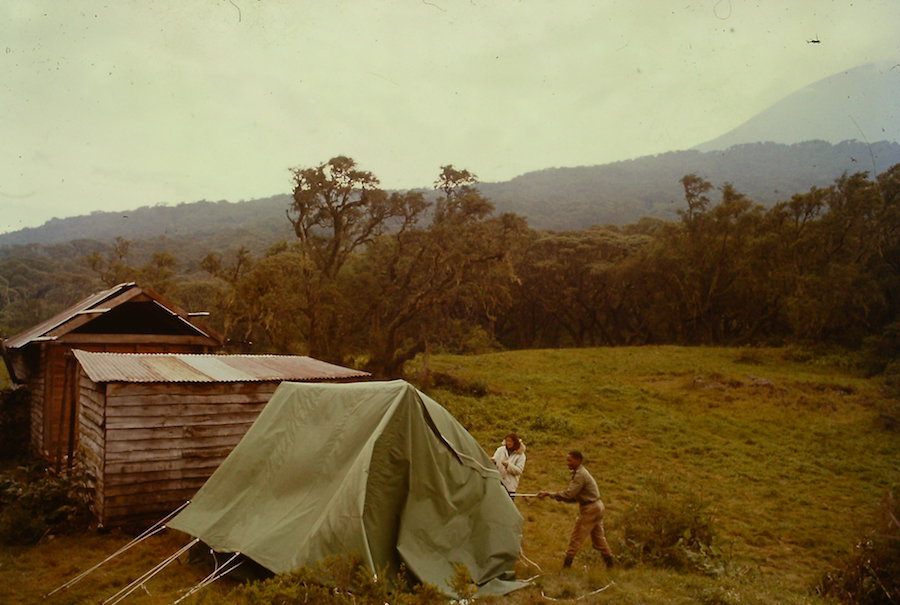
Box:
[414,346,898,603]
[3,346,897,603]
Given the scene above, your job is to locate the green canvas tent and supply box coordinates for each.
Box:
[167,379,524,596]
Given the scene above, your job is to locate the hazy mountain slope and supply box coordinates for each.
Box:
[4,62,897,244]
[479,140,900,230]
[694,62,900,152]
[0,195,293,248]
[1,141,898,245]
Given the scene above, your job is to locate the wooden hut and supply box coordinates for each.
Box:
[2,283,223,462]
[72,350,370,527]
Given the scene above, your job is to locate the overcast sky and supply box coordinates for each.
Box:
[2,1,898,234]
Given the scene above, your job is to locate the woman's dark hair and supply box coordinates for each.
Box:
[568,450,583,461]
[505,432,521,450]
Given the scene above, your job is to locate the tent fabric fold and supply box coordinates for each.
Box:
[167,379,524,596]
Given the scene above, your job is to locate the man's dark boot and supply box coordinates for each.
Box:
[602,554,615,568]
[563,556,573,568]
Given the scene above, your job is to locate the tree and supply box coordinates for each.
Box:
[432,165,493,225]
[351,167,528,377]
[0,242,103,337]
[138,252,178,294]
[200,245,308,352]
[83,237,181,295]
[84,236,138,287]
[776,170,898,344]
[500,227,652,348]
[285,156,428,362]
[289,156,400,279]
[637,177,767,344]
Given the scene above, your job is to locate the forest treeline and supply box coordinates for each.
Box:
[1,156,898,379]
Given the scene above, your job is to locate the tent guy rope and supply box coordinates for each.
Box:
[540,581,615,601]
[169,551,244,605]
[101,538,200,605]
[44,500,191,597]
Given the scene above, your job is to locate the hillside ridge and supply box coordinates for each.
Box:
[2,140,898,246]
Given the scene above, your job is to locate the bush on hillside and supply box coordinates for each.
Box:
[815,491,899,605]
[426,371,489,397]
[860,321,900,375]
[618,477,724,575]
[0,462,92,545]
[0,387,30,460]
[881,361,900,400]
[859,321,900,399]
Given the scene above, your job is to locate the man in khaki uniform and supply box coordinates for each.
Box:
[538,450,615,568]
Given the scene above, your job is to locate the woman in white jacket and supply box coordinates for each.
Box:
[491,432,526,497]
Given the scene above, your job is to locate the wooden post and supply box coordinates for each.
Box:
[54,358,71,473]
[65,355,78,469]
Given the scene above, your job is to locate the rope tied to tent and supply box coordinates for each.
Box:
[539,581,615,601]
[519,546,615,601]
[44,500,191,598]
[101,538,200,605]
[519,550,543,573]
[169,551,243,605]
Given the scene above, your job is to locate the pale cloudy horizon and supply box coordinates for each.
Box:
[2,1,898,234]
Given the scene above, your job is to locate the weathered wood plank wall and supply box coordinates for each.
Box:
[77,372,107,521]
[96,381,278,526]
[29,347,47,454]
[33,340,210,459]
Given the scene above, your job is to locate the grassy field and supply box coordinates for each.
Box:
[2,346,896,604]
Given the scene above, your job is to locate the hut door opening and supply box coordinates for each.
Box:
[52,355,79,469]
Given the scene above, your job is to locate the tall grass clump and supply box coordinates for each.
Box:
[618,477,724,575]
[816,490,899,605]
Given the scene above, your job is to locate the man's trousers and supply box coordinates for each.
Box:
[566,500,613,559]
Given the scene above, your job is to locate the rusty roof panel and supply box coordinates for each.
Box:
[84,354,160,382]
[140,356,215,382]
[72,350,370,384]
[181,355,258,382]
[223,354,370,381]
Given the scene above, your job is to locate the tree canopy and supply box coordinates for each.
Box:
[2,159,897,380]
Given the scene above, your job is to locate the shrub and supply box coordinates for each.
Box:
[528,412,574,437]
[0,462,92,545]
[883,360,900,399]
[448,562,477,601]
[815,490,899,605]
[860,321,900,377]
[733,349,764,365]
[428,372,489,397]
[618,477,724,575]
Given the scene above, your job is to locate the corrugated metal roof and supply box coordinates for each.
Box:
[3,283,222,350]
[72,350,371,383]
[4,283,135,349]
